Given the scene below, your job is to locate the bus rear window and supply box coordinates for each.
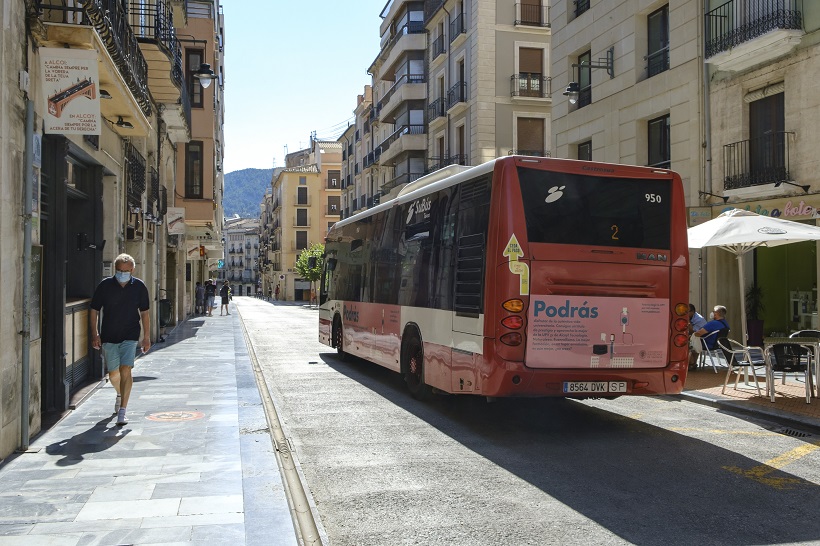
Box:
[517,167,671,249]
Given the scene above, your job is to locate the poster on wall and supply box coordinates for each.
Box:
[166,207,186,235]
[40,48,101,135]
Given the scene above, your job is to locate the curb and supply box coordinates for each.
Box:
[678,391,820,435]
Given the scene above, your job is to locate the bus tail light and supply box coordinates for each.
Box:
[673,318,688,332]
[502,299,524,313]
[500,332,523,346]
[501,315,524,329]
[673,333,688,348]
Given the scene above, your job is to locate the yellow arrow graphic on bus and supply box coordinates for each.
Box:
[503,234,529,295]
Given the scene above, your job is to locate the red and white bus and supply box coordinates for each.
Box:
[318,156,690,399]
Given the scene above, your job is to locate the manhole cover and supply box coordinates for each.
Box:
[146,411,205,422]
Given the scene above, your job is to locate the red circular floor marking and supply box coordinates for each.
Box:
[146,411,205,422]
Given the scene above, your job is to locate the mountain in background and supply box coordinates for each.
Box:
[223,168,273,218]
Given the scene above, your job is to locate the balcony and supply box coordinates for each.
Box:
[427,155,468,173]
[510,74,551,99]
[377,21,426,80]
[377,124,426,165]
[326,206,341,216]
[447,81,467,111]
[34,0,152,120]
[646,46,670,78]
[705,0,803,72]
[723,131,793,190]
[449,13,466,44]
[379,73,426,123]
[382,172,423,194]
[427,98,445,126]
[431,34,446,60]
[129,0,189,142]
[515,3,550,28]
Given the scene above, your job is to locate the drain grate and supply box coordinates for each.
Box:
[776,427,811,438]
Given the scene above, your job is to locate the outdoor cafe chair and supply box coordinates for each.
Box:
[691,328,729,373]
[717,338,763,396]
[763,343,813,404]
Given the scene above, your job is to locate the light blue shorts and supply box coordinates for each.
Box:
[102,341,139,373]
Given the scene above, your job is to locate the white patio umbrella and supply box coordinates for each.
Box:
[688,208,820,344]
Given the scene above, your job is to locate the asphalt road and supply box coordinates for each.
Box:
[235,297,820,546]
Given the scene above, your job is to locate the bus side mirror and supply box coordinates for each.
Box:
[327,258,337,271]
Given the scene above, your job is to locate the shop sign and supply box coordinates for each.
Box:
[41,48,101,135]
[716,197,819,221]
[688,207,713,227]
[166,207,186,235]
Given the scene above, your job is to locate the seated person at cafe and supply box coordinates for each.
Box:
[687,304,709,369]
[693,305,730,351]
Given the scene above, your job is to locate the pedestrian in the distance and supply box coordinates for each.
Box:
[204,279,216,316]
[195,281,205,315]
[268,288,272,301]
[275,284,280,301]
[220,280,231,316]
[89,253,150,426]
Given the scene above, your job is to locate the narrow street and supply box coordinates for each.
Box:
[236,298,820,546]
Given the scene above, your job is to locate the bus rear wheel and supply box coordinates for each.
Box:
[403,334,430,400]
[333,316,347,360]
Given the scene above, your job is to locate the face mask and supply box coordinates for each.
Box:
[115,271,132,283]
[709,312,715,320]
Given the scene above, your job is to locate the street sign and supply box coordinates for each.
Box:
[279,274,285,280]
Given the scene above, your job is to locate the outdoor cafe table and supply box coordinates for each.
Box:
[763,336,820,399]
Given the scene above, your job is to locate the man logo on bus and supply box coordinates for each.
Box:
[545,185,566,203]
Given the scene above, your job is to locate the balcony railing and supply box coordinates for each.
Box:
[432,34,446,59]
[129,0,182,86]
[646,46,670,77]
[705,0,802,59]
[427,155,468,173]
[383,172,423,193]
[35,0,151,115]
[515,3,550,27]
[575,0,590,17]
[447,81,467,109]
[510,74,551,98]
[723,131,793,190]
[509,149,550,157]
[378,124,425,153]
[428,98,445,122]
[382,20,425,60]
[378,73,426,112]
[449,13,466,43]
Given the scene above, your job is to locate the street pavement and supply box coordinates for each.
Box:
[0,300,296,546]
[0,297,817,545]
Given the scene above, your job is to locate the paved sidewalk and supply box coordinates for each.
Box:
[0,305,297,546]
[682,360,820,432]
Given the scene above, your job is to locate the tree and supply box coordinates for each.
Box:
[294,243,324,305]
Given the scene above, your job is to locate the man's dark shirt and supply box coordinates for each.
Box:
[90,276,150,343]
[205,283,216,298]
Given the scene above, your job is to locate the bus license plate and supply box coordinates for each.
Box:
[563,381,627,394]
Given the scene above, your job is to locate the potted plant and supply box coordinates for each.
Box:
[746,284,765,346]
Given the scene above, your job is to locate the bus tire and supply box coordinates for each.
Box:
[403,331,431,400]
[333,315,347,360]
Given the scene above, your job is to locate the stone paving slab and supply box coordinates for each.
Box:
[0,305,297,545]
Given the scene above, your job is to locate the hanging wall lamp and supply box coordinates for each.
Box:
[563,47,615,105]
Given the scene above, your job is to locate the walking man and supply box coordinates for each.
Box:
[204,279,216,316]
[90,253,150,426]
[195,281,205,315]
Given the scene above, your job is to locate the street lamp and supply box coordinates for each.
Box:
[193,63,216,89]
[563,47,615,105]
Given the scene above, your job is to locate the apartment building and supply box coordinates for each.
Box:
[268,141,342,301]
[355,0,551,212]
[425,0,552,168]
[259,188,274,296]
[174,0,226,315]
[702,0,820,336]
[220,217,260,296]
[0,0,226,457]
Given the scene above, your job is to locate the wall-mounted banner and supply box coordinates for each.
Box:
[41,48,100,135]
[166,207,186,235]
[186,242,202,261]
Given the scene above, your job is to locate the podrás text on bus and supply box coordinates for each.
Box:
[318,156,690,399]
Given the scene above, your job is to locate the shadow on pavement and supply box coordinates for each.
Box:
[44,417,130,466]
[320,351,820,545]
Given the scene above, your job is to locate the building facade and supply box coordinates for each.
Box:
[701,0,820,338]
[268,140,341,301]
[220,216,260,296]
[0,0,225,458]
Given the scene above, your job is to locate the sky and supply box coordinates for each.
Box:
[221,0,388,174]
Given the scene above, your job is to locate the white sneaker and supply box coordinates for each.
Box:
[116,408,128,426]
[114,394,122,414]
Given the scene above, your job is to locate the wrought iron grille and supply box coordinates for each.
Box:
[705,0,802,59]
[125,141,146,208]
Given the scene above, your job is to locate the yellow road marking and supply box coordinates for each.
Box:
[723,440,820,490]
